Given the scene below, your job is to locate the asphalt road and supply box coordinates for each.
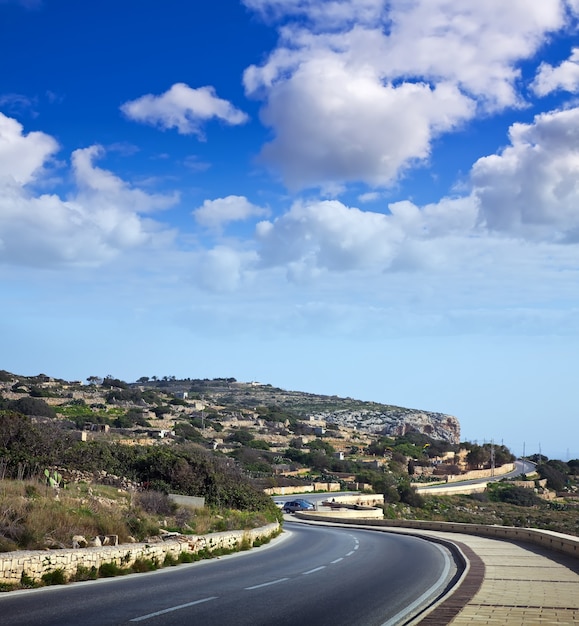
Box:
[0,522,456,626]
[417,458,536,493]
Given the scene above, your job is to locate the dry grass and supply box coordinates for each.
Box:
[0,479,278,552]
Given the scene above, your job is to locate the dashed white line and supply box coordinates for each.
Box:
[331,558,343,564]
[302,566,326,575]
[346,550,355,556]
[245,577,290,590]
[130,596,218,622]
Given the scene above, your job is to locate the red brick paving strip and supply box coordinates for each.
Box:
[417,540,485,625]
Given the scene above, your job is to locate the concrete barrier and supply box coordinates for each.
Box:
[0,522,280,585]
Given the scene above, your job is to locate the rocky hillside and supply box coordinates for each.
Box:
[133,378,461,444]
[0,370,460,445]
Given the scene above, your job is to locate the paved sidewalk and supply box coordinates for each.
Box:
[416,532,579,625]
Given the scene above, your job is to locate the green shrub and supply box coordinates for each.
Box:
[163,553,178,566]
[98,561,130,577]
[131,558,159,573]
[20,572,37,588]
[41,568,67,586]
[177,552,195,563]
[71,565,98,581]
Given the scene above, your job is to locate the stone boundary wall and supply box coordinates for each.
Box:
[304,508,383,519]
[0,522,280,585]
[446,463,515,482]
[415,483,488,496]
[264,483,340,495]
[324,494,384,507]
[296,513,579,560]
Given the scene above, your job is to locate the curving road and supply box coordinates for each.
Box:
[417,458,535,493]
[0,522,457,626]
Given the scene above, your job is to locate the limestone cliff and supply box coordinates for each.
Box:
[319,408,461,444]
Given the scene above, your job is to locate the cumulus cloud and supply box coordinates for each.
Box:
[254,196,478,277]
[252,55,473,190]
[0,114,178,267]
[243,0,570,191]
[248,103,579,283]
[532,47,579,95]
[192,246,258,292]
[121,83,249,138]
[72,145,178,214]
[193,195,269,230]
[0,112,58,184]
[471,106,579,240]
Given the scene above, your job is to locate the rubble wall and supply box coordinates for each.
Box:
[0,523,280,585]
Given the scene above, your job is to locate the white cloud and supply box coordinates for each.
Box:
[471,106,579,240]
[242,0,385,27]
[358,191,381,203]
[121,83,249,138]
[380,0,565,108]
[254,197,478,276]
[193,246,258,292]
[244,0,570,191]
[532,47,579,95]
[72,145,178,214]
[0,114,178,267]
[251,55,474,190]
[193,195,269,230]
[243,97,579,280]
[0,112,58,184]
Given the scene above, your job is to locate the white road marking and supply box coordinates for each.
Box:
[331,558,343,564]
[130,596,217,622]
[302,566,326,575]
[380,544,453,626]
[346,550,355,556]
[245,577,289,590]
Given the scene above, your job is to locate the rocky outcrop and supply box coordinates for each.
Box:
[318,408,460,444]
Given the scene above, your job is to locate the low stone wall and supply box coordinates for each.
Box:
[306,508,383,520]
[446,463,515,482]
[296,513,579,560]
[415,483,488,496]
[264,483,340,496]
[0,522,280,585]
[324,494,384,507]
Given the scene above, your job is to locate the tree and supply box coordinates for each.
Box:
[537,463,567,492]
[227,429,254,445]
[9,397,56,418]
[466,445,489,469]
[102,376,128,390]
[397,480,424,507]
[307,439,335,455]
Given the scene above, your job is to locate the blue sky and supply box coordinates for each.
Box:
[2,0,579,460]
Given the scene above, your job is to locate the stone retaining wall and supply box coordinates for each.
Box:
[304,508,383,519]
[264,483,341,495]
[0,522,280,585]
[296,513,579,560]
[445,463,515,482]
